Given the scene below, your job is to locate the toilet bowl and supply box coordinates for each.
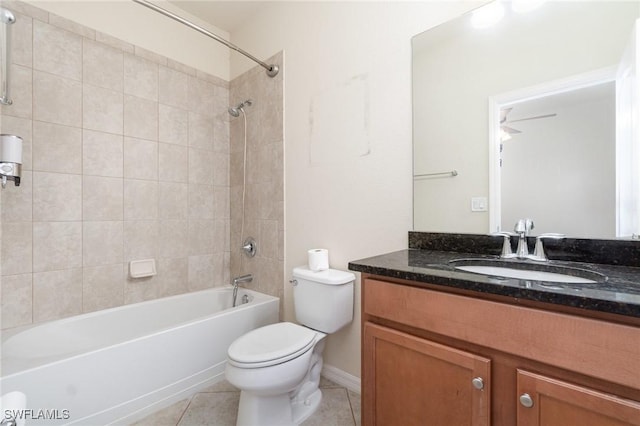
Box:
[225,266,355,426]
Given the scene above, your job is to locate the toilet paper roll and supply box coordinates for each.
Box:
[1,391,27,426]
[1,135,23,164]
[308,248,329,272]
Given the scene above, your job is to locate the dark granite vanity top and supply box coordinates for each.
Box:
[349,232,640,319]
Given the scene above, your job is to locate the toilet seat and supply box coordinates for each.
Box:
[227,322,317,368]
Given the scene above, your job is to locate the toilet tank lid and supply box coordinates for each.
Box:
[293,266,356,285]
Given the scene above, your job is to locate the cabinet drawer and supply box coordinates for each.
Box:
[363,277,640,389]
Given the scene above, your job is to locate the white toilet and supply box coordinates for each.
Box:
[225,266,355,426]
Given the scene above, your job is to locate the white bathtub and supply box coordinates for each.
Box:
[0,287,279,425]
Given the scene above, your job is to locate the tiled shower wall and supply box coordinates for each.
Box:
[229,52,284,305]
[0,1,235,330]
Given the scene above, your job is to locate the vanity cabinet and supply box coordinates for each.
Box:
[361,276,640,426]
[363,322,490,425]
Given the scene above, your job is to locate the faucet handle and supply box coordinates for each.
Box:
[491,232,517,258]
[528,233,565,262]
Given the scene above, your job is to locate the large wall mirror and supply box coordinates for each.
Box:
[413,1,640,239]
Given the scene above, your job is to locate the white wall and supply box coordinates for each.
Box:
[230,1,476,378]
[27,0,230,79]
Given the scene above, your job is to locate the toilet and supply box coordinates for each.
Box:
[225,266,355,426]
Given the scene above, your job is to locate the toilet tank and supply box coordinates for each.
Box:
[292,266,355,333]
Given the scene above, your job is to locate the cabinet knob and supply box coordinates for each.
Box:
[471,377,484,390]
[519,393,534,408]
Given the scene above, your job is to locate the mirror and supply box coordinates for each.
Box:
[413,1,640,238]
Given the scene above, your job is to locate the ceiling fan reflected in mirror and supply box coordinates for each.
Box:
[500,107,557,141]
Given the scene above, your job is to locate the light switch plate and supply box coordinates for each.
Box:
[471,197,488,212]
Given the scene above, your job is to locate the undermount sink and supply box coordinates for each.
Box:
[449,259,606,284]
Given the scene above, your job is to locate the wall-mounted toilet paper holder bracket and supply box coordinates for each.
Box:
[0,162,21,188]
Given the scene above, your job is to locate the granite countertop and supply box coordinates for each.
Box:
[349,249,640,319]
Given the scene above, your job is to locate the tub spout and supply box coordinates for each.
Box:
[232,274,253,307]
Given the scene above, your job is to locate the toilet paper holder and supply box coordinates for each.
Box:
[0,134,22,188]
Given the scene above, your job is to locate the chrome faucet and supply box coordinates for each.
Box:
[528,233,565,261]
[514,218,534,259]
[232,274,253,307]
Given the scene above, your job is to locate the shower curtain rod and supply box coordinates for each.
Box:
[131,0,279,78]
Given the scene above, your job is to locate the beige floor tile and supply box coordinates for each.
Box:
[302,388,355,426]
[348,390,361,426]
[199,380,239,393]
[178,392,240,426]
[131,399,190,426]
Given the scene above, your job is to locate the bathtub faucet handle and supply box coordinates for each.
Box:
[233,274,253,286]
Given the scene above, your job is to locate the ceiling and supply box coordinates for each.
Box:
[167,1,267,32]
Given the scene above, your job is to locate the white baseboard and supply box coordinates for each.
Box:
[321,364,361,394]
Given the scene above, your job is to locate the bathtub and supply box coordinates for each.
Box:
[0,287,279,425]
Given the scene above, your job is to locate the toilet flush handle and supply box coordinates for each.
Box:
[289,279,298,286]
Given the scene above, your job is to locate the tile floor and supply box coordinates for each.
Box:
[133,377,361,426]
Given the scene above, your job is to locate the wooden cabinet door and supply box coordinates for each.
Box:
[363,322,491,426]
[517,369,640,426]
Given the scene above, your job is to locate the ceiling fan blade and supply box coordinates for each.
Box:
[500,107,512,123]
[501,125,522,134]
[507,113,557,124]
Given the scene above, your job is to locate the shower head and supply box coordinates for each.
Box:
[228,99,252,117]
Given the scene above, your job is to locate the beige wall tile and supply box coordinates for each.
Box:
[33,70,81,127]
[124,95,158,141]
[83,175,123,221]
[134,46,167,66]
[159,66,189,110]
[83,221,123,267]
[32,221,82,272]
[188,184,214,220]
[96,31,134,54]
[124,179,158,220]
[1,115,32,170]
[158,220,188,258]
[213,152,229,187]
[32,121,82,174]
[33,20,82,81]
[124,54,158,101]
[1,222,32,275]
[260,220,279,259]
[159,182,188,220]
[158,143,187,183]
[158,257,188,297]
[213,85,230,118]
[158,104,188,145]
[83,84,123,134]
[212,219,229,254]
[2,65,33,120]
[213,118,230,153]
[12,12,33,68]
[213,186,229,220]
[33,268,82,322]
[188,219,214,255]
[188,112,215,151]
[188,76,216,116]
[188,254,214,291]
[32,172,82,221]
[83,39,124,92]
[48,13,95,39]
[1,273,33,329]
[124,220,158,262]
[83,130,123,177]
[1,171,32,222]
[124,137,158,180]
[188,148,214,185]
[83,264,124,312]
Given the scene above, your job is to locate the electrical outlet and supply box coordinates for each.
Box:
[471,197,488,212]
